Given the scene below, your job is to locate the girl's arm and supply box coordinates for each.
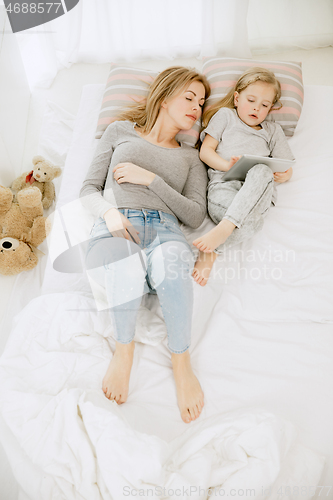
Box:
[270,124,294,183]
[200,134,239,171]
[274,167,293,183]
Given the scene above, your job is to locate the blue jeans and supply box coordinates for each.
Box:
[208,164,275,253]
[85,209,194,354]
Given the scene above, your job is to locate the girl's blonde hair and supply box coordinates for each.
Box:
[202,67,282,129]
[117,66,211,134]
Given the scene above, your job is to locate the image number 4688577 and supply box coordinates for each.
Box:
[3,0,80,33]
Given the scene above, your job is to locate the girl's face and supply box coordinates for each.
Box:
[234,81,276,128]
[161,81,206,130]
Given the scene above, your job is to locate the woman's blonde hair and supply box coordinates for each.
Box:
[117,66,211,134]
[202,67,282,129]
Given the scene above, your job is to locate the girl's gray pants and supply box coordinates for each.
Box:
[207,164,275,254]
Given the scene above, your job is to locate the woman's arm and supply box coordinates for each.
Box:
[147,159,208,228]
[200,134,240,172]
[113,162,156,186]
[79,124,118,218]
[111,152,208,228]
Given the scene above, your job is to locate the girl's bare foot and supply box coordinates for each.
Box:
[102,341,135,404]
[192,250,217,286]
[171,350,204,423]
[193,219,236,253]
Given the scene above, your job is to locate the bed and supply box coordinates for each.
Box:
[0,80,332,499]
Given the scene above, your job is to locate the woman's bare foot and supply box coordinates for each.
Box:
[192,250,217,286]
[193,219,236,253]
[102,341,135,404]
[171,350,204,423]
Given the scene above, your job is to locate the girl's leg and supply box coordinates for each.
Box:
[86,236,148,403]
[193,164,274,253]
[192,251,218,286]
[147,240,204,423]
[192,180,240,285]
[215,164,274,252]
[193,165,274,285]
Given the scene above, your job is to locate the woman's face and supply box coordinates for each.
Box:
[162,81,206,130]
[234,81,276,128]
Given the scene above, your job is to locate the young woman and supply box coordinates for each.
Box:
[80,66,210,423]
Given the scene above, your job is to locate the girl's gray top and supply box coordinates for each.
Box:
[200,108,295,204]
[79,121,208,228]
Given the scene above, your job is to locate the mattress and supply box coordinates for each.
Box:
[0,83,332,499]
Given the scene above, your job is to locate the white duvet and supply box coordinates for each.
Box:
[0,84,332,499]
[0,292,326,499]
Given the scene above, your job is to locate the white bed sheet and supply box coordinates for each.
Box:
[0,84,332,499]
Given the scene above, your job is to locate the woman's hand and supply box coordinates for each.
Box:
[103,208,140,243]
[113,163,156,186]
[274,167,293,183]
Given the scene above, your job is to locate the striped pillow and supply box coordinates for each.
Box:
[95,63,201,147]
[202,57,304,137]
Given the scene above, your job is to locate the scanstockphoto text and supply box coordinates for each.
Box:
[123,485,256,497]
[122,484,332,497]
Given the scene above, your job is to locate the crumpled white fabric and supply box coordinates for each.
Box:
[0,292,325,499]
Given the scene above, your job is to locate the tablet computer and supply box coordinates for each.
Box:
[222,155,295,182]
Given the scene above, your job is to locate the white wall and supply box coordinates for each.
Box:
[0,5,30,186]
[0,7,30,497]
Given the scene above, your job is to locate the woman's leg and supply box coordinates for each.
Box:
[147,240,204,423]
[86,236,147,342]
[86,235,147,403]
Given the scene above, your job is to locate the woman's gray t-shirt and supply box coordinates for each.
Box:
[80,121,208,228]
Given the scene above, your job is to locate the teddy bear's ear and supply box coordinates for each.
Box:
[32,155,45,165]
[53,168,62,178]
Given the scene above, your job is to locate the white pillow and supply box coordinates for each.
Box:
[247,0,333,54]
[38,101,75,166]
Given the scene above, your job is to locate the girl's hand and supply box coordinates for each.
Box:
[113,163,156,186]
[227,155,242,171]
[274,167,293,183]
[103,208,140,243]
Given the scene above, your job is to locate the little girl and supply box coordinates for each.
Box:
[192,67,295,286]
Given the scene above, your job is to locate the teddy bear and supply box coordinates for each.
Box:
[11,156,62,210]
[0,185,51,275]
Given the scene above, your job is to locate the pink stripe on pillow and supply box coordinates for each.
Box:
[97,117,115,126]
[102,94,145,103]
[280,84,304,99]
[107,73,154,84]
[210,80,236,89]
[270,107,301,118]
